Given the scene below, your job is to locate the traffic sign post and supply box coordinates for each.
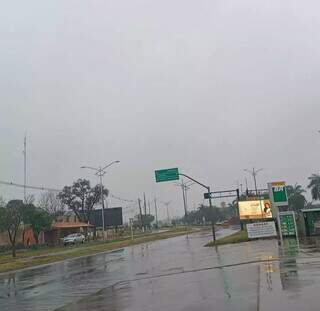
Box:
[204,189,240,200]
[154,168,216,242]
[155,168,179,183]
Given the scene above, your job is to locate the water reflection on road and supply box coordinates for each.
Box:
[0,230,233,311]
[3,230,320,311]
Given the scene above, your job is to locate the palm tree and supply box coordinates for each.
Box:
[286,184,306,211]
[308,174,320,201]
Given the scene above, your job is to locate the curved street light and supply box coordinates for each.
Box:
[81,160,120,239]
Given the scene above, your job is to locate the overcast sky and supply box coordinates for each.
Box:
[1,0,320,220]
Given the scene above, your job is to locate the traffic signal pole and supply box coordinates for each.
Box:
[207,186,216,242]
[179,173,216,242]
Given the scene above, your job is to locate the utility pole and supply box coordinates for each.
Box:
[143,193,147,230]
[138,198,143,230]
[182,180,187,217]
[148,200,151,214]
[129,218,134,240]
[143,193,147,215]
[178,173,216,242]
[245,178,249,196]
[176,180,193,223]
[184,183,189,214]
[154,197,158,228]
[98,167,105,239]
[23,134,27,203]
[176,179,188,217]
[207,186,216,241]
[244,167,264,218]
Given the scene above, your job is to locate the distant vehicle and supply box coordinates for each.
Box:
[63,233,85,246]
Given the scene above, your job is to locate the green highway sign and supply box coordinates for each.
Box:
[155,168,179,183]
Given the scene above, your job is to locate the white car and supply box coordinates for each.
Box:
[63,233,85,246]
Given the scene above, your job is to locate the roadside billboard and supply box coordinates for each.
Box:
[238,200,272,220]
[247,221,277,239]
[84,207,123,228]
[268,181,288,205]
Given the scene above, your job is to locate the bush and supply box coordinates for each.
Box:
[205,230,249,247]
[0,242,25,253]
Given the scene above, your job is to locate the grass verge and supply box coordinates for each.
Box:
[205,230,249,247]
[0,227,198,274]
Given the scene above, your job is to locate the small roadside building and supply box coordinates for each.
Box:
[44,221,93,246]
[44,212,94,246]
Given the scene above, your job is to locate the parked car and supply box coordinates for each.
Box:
[63,233,85,246]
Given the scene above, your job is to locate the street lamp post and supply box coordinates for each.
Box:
[154,197,158,228]
[81,160,120,240]
[161,201,171,224]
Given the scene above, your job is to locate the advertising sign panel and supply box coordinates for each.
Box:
[86,208,123,227]
[279,211,297,237]
[238,200,272,220]
[246,221,277,239]
[268,181,288,208]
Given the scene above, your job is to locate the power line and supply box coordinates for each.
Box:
[0,180,61,192]
[109,193,136,203]
[0,180,139,212]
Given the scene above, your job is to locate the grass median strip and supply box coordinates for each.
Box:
[205,230,249,247]
[0,227,198,274]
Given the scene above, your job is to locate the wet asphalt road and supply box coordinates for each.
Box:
[1,229,320,311]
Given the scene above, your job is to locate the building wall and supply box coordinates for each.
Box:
[0,227,43,247]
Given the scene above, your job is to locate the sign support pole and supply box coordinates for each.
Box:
[207,186,216,242]
[277,207,283,246]
[179,173,216,242]
[293,212,299,248]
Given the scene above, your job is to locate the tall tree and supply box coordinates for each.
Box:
[58,179,108,223]
[0,196,6,208]
[24,194,35,205]
[0,200,24,257]
[133,214,155,228]
[286,184,306,211]
[186,204,224,224]
[23,205,52,244]
[308,174,320,201]
[38,191,65,217]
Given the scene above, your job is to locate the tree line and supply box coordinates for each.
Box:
[0,178,108,258]
[180,174,320,225]
[1,174,320,257]
[0,200,52,257]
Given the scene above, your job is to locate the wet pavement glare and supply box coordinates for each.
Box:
[1,229,320,311]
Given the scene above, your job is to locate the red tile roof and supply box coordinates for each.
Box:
[52,222,93,229]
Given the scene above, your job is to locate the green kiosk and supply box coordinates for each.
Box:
[300,208,320,237]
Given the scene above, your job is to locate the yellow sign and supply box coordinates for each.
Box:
[271,181,285,187]
[239,200,272,220]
